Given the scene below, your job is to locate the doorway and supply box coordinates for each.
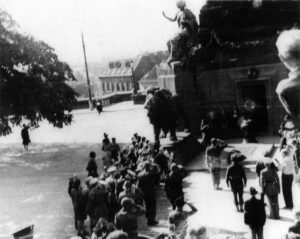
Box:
[236,81,269,132]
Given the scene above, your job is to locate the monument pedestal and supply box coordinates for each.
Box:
[160,131,202,166]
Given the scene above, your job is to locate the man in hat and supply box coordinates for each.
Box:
[115,198,145,239]
[206,138,227,190]
[137,161,159,226]
[118,181,144,206]
[225,153,247,212]
[102,133,110,151]
[244,187,266,239]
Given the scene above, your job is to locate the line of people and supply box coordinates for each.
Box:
[68,133,196,239]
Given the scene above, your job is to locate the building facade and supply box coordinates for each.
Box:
[99,67,133,95]
[159,0,300,136]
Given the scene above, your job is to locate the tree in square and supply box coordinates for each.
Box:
[0,8,78,136]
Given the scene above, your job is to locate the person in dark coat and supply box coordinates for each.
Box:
[225,153,247,212]
[115,198,145,239]
[108,138,121,161]
[137,161,159,226]
[260,160,280,219]
[21,124,31,150]
[68,176,87,237]
[102,133,111,151]
[91,181,110,229]
[155,147,169,179]
[86,151,98,178]
[164,163,186,209]
[244,187,266,239]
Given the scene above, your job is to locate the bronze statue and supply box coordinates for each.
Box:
[163,0,198,64]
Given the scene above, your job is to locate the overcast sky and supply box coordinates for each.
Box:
[0,0,206,67]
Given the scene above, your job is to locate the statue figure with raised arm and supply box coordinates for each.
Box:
[163,0,198,64]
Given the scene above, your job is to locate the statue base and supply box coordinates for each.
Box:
[160,132,201,166]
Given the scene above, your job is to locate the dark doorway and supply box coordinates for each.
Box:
[236,82,269,132]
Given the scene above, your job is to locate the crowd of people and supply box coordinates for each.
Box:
[68,132,198,239]
[66,28,300,239]
[203,122,300,239]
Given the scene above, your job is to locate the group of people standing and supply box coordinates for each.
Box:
[68,132,197,239]
[204,124,300,239]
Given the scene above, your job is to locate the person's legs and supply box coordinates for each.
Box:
[145,195,157,225]
[238,190,244,212]
[284,174,294,208]
[232,190,239,211]
[273,195,280,219]
[282,173,289,207]
[250,227,257,239]
[211,168,217,188]
[266,195,274,219]
[257,226,264,239]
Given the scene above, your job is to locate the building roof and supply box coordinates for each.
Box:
[99,67,132,78]
[139,65,159,83]
[98,51,168,80]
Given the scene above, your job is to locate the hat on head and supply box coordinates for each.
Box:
[90,178,98,187]
[107,166,117,173]
[250,187,258,195]
[121,197,134,208]
[211,138,217,144]
[123,181,132,190]
[170,163,178,171]
[85,176,93,185]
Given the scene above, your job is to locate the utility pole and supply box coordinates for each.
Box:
[81,32,93,110]
[131,60,137,95]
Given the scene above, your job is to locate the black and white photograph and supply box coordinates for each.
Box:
[1,0,300,238]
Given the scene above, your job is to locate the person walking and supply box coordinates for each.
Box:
[275,148,296,209]
[21,124,31,150]
[206,138,227,190]
[260,159,280,219]
[225,153,247,212]
[244,187,266,239]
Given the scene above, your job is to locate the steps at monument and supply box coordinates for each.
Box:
[160,132,202,166]
[185,141,278,172]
